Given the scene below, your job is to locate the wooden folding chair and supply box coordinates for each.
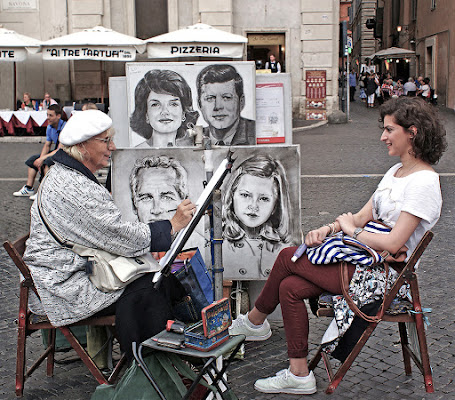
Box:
[308,231,434,394]
[3,234,127,397]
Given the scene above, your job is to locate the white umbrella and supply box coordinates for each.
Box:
[366,47,415,59]
[0,27,41,109]
[146,23,247,59]
[41,26,146,101]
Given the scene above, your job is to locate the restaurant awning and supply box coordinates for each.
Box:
[0,27,42,109]
[146,23,247,59]
[41,26,146,61]
[366,47,415,60]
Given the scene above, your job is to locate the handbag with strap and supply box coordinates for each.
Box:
[36,181,160,293]
[307,220,392,323]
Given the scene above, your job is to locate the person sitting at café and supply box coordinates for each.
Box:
[40,92,58,110]
[20,92,37,111]
[13,104,66,199]
[22,110,196,362]
[403,77,417,97]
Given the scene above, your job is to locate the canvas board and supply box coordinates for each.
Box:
[111,147,208,251]
[111,145,301,281]
[214,145,301,280]
[126,61,256,147]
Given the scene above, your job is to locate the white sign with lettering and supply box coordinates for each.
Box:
[2,0,37,10]
[42,46,136,61]
[147,42,244,59]
[0,47,27,61]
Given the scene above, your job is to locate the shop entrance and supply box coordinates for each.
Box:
[247,33,285,72]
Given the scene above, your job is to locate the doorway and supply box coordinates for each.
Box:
[246,33,286,72]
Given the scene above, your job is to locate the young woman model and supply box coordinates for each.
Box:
[229,97,447,395]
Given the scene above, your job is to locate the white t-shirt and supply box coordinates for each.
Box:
[421,84,431,98]
[372,163,442,259]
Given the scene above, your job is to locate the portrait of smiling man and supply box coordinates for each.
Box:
[196,64,256,146]
[130,155,188,224]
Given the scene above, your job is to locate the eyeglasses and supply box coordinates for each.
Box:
[92,137,114,145]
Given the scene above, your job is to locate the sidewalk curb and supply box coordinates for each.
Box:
[0,136,46,143]
[292,120,328,133]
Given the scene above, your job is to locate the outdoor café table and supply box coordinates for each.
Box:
[133,331,245,400]
[0,110,49,136]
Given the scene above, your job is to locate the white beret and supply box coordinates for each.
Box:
[59,110,112,146]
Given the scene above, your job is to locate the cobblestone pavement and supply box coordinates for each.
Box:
[0,101,454,399]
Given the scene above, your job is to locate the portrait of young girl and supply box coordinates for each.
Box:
[129,69,199,147]
[223,154,295,278]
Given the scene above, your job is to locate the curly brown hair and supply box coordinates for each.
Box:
[379,97,447,164]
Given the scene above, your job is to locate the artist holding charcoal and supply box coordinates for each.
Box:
[23,110,197,362]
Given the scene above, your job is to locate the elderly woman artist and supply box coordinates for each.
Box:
[130,69,199,147]
[23,110,196,361]
[230,97,447,395]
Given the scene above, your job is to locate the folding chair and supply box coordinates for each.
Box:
[3,234,127,397]
[308,231,434,394]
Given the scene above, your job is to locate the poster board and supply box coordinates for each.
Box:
[255,73,292,145]
[111,145,301,280]
[305,70,327,120]
[108,77,129,148]
[126,61,256,148]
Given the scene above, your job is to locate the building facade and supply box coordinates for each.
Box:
[350,0,377,71]
[0,0,342,118]
[378,0,453,109]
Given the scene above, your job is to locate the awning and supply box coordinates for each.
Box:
[146,23,247,59]
[0,27,41,62]
[42,26,146,61]
[366,47,415,60]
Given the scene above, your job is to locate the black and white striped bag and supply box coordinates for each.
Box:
[306,221,391,266]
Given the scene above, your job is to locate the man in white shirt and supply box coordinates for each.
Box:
[403,78,417,96]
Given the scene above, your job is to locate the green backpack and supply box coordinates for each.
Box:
[91,351,238,400]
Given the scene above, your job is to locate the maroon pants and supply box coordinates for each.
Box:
[255,247,355,358]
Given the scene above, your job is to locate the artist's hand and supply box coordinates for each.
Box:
[305,226,331,247]
[170,199,196,234]
[336,212,356,236]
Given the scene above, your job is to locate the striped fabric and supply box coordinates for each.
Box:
[306,221,391,266]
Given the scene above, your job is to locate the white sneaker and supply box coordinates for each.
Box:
[29,194,37,201]
[228,313,271,341]
[254,369,317,395]
[13,185,35,197]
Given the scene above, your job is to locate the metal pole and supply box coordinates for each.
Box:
[212,189,223,301]
[13,62,17,110]
[346,50,350,121]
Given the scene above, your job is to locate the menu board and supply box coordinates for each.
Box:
[305,70,327,120]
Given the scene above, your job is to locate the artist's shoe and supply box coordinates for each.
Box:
[228,313,271,341]
[13,185,35,197]
[29,194,37,201]
[254,369,317,395]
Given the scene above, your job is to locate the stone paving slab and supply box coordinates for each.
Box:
[0,101,454,399]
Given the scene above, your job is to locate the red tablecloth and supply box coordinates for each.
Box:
[0,111,67,136]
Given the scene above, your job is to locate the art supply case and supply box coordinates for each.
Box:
[184,298,231,351]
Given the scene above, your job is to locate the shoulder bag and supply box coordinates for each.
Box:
[36,182,160,293]
[307,220,392,322]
